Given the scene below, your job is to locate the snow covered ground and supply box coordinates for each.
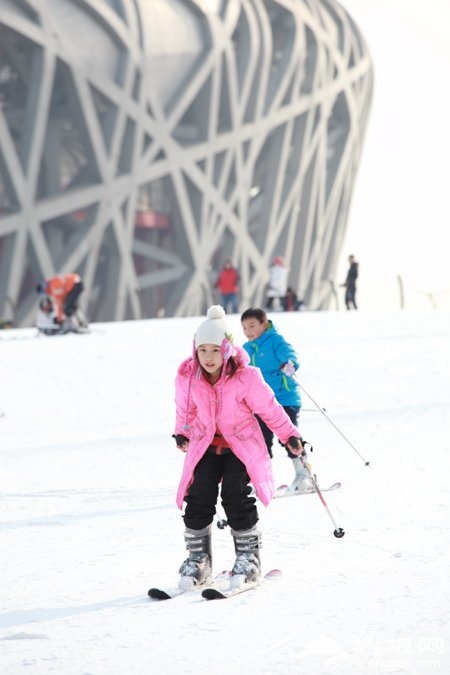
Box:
[1,309,449,675]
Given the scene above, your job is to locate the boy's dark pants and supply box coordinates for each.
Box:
[256,405,299,458]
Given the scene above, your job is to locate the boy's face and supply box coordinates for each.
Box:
[241,317,267,341]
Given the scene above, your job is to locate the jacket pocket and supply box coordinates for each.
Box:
[233,419,258,440]
[190,423,208,442]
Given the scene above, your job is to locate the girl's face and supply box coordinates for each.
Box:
[197,344,224,380]
[241,317,267,341]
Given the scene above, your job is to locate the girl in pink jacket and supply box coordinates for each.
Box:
[173,305,303,590]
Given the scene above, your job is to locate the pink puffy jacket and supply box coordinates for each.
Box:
[174,346,300,508]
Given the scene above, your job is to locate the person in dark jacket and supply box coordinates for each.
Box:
[342,255,358,310]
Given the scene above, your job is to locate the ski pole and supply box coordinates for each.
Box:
[300,408,325,413]
[298,382,371,467]
[216,503,228,529]
[300,454,345,538]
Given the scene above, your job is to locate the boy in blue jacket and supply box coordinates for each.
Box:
[241,307,311,493]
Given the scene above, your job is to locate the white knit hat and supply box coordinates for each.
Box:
[194,305,233,350]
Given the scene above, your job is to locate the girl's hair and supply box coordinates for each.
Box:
[240,307,267,323]
[226,355,239,376]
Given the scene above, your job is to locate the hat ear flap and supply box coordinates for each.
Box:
[221,337,233,361]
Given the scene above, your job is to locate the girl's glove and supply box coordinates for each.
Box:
[286,436,305,456]
[172,434,189,450]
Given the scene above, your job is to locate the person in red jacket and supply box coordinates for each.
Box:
[215,260,239,313]
[36,273,84,324]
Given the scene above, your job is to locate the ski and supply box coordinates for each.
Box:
[202,569,281,600]
[148,587,182,601]
[275,481,341,498]
[148,570,230,601]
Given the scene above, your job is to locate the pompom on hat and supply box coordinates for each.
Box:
[194,305,234,357]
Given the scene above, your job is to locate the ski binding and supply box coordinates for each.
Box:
[202,569,281,600]
[148,570,230,601]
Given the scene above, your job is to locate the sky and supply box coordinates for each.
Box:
[1,307,450,674]
[336,0,450,309]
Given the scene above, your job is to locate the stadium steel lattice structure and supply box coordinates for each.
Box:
[0,0,373,326]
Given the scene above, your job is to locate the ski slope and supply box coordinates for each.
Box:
[1,309,449,674]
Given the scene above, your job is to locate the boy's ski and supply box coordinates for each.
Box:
[148,571,230,601]
[275,481,341,498]
[202,569,281,600]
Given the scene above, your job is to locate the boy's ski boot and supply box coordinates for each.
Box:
[285,455,313,494]
[179,525,212,590]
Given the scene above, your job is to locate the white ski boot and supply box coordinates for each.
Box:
[285,455,313,494]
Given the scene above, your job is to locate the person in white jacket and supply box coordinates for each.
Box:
[266,256,288,310]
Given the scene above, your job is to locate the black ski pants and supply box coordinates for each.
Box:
[63,281,84,317]
[256,405,299,458]
[183,448,257,532]
[345,282,357,310]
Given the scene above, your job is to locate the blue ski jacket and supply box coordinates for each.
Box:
[242,321,301,407]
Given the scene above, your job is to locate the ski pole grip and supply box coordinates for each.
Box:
[300,438,313,452]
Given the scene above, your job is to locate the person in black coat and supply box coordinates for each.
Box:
[342,255,358,310]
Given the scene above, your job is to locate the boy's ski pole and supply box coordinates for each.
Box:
[300,454,345,538]
[298,382,371,467]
